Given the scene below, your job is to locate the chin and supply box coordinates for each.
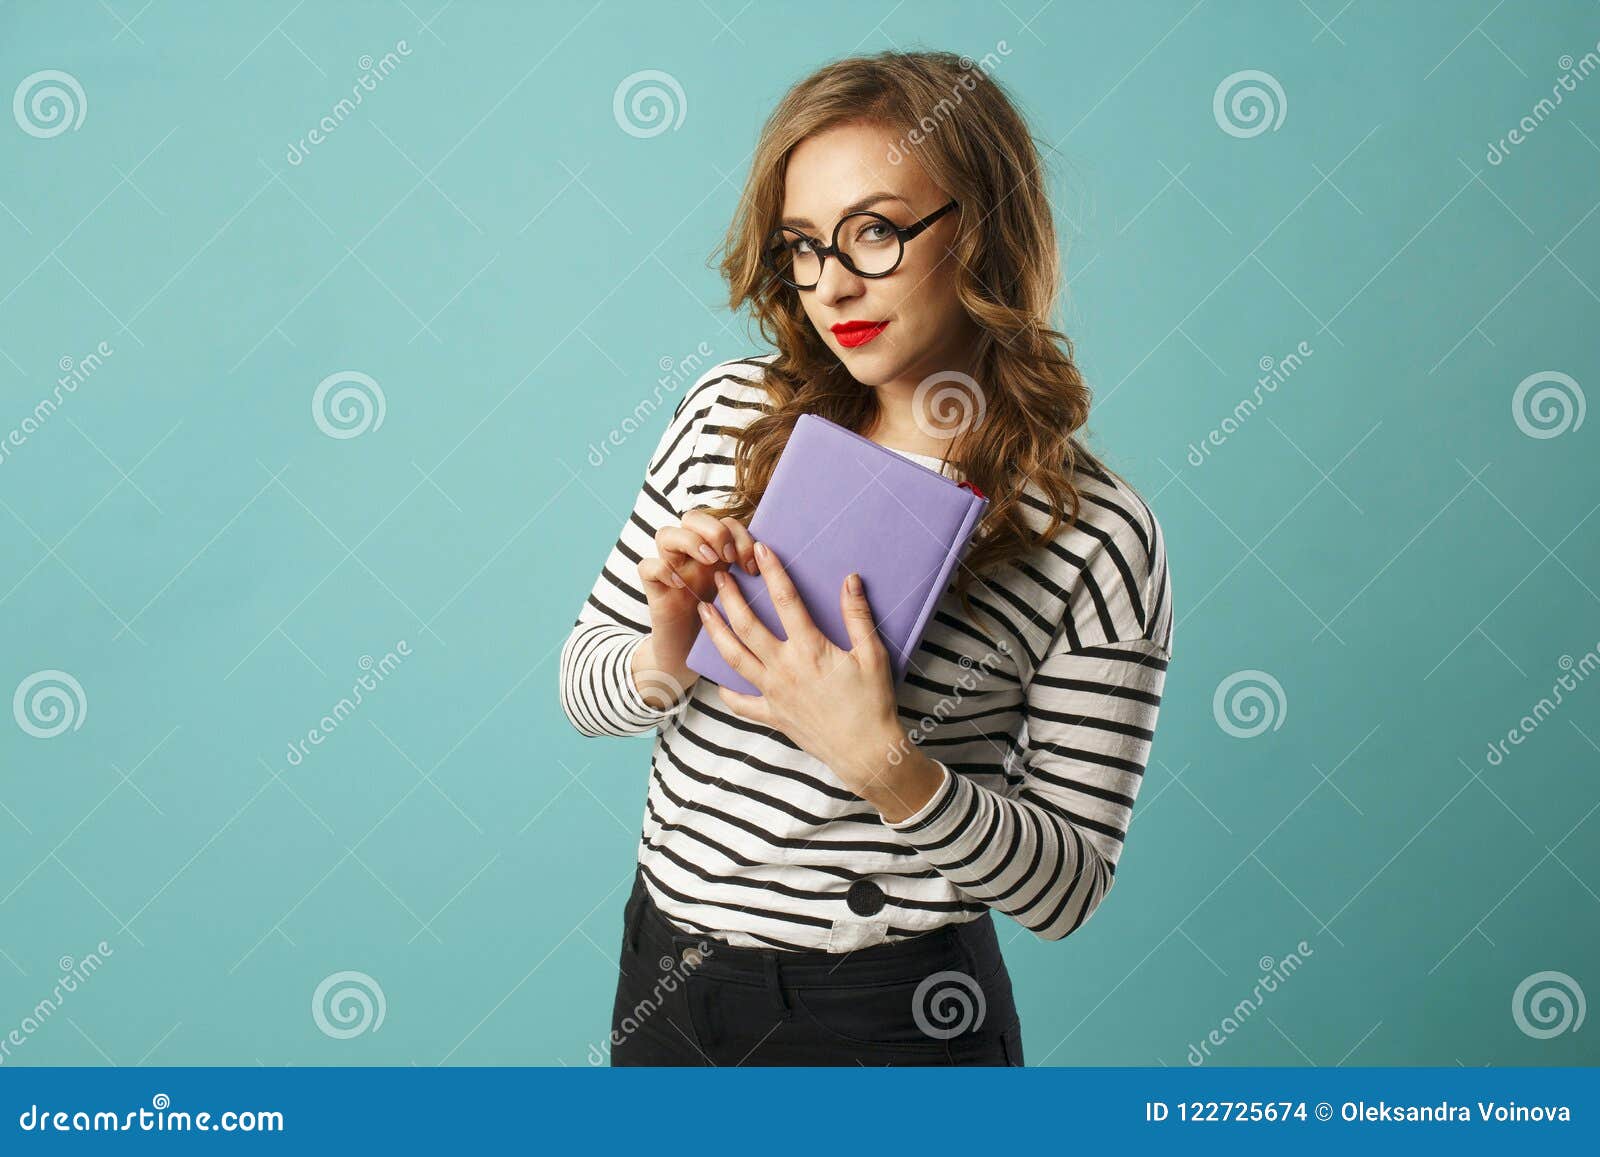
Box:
[837,360,897,388]
[837,344,909,386]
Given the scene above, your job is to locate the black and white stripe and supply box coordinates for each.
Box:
[559,355,1173,951]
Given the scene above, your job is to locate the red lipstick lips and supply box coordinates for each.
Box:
[830,319,890,348]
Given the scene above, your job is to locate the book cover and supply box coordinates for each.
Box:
[684,413,988,697]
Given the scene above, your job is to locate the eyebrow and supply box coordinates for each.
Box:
[780,191,909,230]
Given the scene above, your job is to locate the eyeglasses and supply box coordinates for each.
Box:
[761,199,959,290]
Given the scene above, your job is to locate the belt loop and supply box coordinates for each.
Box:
[762,951,792,1020]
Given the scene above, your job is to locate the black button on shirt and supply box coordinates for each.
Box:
[846,878,886,916]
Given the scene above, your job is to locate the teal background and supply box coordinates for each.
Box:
[1,0,1596,1067]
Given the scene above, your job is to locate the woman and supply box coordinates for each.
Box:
[559,49,1173,1066]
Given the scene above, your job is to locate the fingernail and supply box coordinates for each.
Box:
[697,601,712,619]
[847,572,863,595]
[669,571,685,589]
[755,541,769,560]
[697,544,719,564]
[723,544,737,563]
[712,570,726,589]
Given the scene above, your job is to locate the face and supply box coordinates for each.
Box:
[777,121,976,389]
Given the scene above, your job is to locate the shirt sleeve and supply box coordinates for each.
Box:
[885,503,1173,941]
[557,368,723,737]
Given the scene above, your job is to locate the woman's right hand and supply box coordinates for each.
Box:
[633,509,760,702]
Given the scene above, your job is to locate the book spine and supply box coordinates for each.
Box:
[893,495,988,681]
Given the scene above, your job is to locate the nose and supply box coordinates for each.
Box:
[813,253,865,309]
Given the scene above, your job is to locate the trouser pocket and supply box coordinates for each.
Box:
[621,871,646,953]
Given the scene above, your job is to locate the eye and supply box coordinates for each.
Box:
[856,220,895,244]
[774,232,817,255]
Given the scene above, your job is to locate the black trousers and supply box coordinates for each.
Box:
[606,867,1025,1066]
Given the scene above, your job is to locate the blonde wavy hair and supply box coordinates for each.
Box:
[699,48,1111,627]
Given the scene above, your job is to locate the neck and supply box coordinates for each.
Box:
[865,340,984,450]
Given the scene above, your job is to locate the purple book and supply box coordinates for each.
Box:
[685,413,989,697]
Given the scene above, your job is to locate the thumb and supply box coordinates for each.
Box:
[840,572,882,653]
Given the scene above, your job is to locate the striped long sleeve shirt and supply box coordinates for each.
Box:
[559,354,1173,953]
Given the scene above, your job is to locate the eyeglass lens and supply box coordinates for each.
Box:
[766,213,902,287]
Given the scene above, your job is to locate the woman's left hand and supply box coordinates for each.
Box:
[695,540,910,802]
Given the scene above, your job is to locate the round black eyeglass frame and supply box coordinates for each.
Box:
[762,199,959,290]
